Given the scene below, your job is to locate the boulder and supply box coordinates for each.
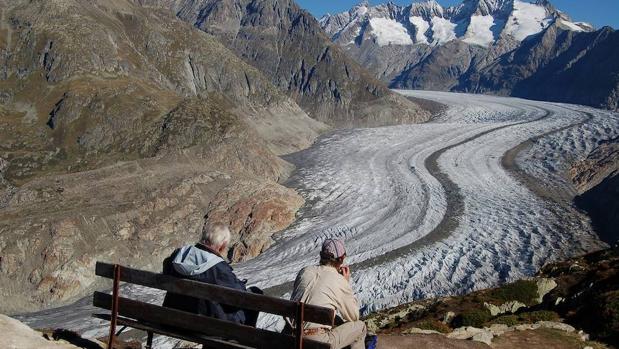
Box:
[484,300,526,316]
[403,328,442,335]
[0,314,86,349]
[535,278,557,303]
[536,321,576,333]
[448,326,494,345]
[471,331,493,346]
[487,323,513,336]
[443,311,456,324]
[514,323,541,331]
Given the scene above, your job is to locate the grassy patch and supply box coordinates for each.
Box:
[490,314,520,326]
[454,309,492,328]
[535,328,608,349]
[487,280,539,305]
[521,310,560,322]
[490,311,560,326]
[412,320,452,333]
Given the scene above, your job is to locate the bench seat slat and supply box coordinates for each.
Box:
[93,292,330,349]
[93,314,253,349]
[95,262,334,326]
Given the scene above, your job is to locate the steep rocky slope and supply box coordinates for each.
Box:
[571,138,619,244]
[134,0,431,126]
[320,0,619,111]
[463,24,619,110]
[0,0,327,314]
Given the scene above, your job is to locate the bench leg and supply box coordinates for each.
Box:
[146,331,154,349]
[107,265,122,349]
[295,302,305,349]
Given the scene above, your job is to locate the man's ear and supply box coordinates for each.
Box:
[218,243,228,254]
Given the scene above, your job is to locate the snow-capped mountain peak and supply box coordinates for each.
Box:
[351,0,370,16]
[321,0,593,48]
[451,0,513,18]
[409,0,445,19]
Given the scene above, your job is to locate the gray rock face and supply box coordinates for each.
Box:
[478,26,619,111]
[136,0,430,126]
[320,0,619,112]
[572,138,619,244]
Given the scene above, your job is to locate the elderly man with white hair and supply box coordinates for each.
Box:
[162,223,261,326]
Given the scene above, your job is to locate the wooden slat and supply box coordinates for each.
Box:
[93,292,330,349]
[96,262,334,326]
[93,314,253,349]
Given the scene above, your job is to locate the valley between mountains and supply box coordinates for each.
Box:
[18,91,618,346]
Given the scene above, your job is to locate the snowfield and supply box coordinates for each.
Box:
[462,15,496,47]
[504,0,553,41]
[19,91,618,345]
[369,17,413,46]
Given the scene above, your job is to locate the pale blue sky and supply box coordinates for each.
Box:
[297,0,618,29]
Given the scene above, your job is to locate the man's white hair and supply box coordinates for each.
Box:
[201,223,231,247]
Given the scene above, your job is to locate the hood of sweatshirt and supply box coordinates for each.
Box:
[171,245,225,276]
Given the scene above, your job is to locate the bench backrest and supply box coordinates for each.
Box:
[95,262,335,325]
[94,262,335,349]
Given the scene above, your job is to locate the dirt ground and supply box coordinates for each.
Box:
[378,328,608,349]
[378,334,490,349]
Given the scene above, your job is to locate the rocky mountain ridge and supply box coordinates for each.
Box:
[320,0,590,48]
[134,0,431,126]
[320,0,619,111]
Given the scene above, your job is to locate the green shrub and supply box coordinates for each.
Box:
[521,310,560,322]
[490,311,559,326]
[491,315,520,326]
[455,309,492,327]
[414,320,451,333]
[488,280,539,305]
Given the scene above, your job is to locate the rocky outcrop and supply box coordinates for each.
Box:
[203,180,305,262]
[135,0,431,126]
[535,278,558,304]
[570,138,619,193]
[538,247,619,346]
[570,138,619,244]
[0,0,328,314]
[364,247,619,347]
[484,301,526,317]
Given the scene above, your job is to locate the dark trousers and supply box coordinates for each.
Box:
[244,286,263,327]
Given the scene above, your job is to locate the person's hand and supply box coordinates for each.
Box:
[340,266,351,282]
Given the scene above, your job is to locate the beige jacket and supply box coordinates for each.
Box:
[290,265,360,329]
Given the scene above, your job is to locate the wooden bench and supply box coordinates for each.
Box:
[93,262,335,349]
